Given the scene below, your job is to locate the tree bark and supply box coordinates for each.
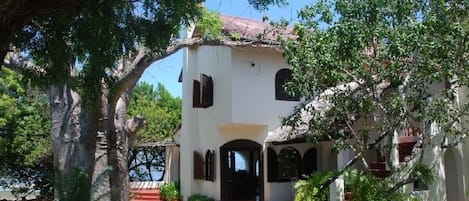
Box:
[48,85,97,201]
[92,81,142,201]
[48,82,132,201]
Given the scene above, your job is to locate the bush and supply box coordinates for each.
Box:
[295,171,334,201]
[159,182,180,201]
[188,194,215,201]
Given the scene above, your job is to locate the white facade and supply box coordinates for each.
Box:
[178,36,469,201]
[180,45,307,201]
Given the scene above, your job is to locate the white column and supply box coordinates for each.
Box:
[330,149,350,201]
[390,129,400,171]
[164,145,181,183]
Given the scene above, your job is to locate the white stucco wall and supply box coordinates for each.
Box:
[180,46,301,201]
[230,48,298,125]
[408,84,468,201]
[181,45,469,201]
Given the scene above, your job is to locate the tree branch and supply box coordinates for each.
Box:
[126,115,146,136]
[3,52,46,78]
[319,129,393,190]
[385,178,414,196]
[110,38,281,101]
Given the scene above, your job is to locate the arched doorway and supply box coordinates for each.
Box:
[444,149,465,201]
[220,139,263,201]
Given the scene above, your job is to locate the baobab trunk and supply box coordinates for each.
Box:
[48,85,97,201]
[49,82,142,201]
[93,85,144,201]
[6,45,189,201]
[93,88,132,201]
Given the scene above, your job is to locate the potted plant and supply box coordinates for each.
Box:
[160,182,181,201]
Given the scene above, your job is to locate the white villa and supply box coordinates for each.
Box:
[172,14,469,201]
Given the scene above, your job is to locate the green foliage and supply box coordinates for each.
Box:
[197,8,223,39]
[295,171,334,201]
[188,194,215,201]
[12,0,203,106]
[160,182,180,201]
[248,0,288,11]
[0,68,53,198]
[55,168,91,201]
[410,163,434,187]
[230,32,242,41]
[343,169,410,201]
[295,170,418,201]
[284,0,468,199]
[128,82,181,142]
[127,82,178,182]
[278,147,300,178]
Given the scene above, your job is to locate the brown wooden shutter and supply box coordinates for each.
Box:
[193,151,204,179]
[210,150,215,181]
[193,80,202,108]
[193,74,213,108]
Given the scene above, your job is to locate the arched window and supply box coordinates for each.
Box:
[302,148,317,177]
[275,69,299,101]
[267,148,278,182]
[277,147,301,180]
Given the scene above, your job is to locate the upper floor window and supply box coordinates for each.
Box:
[193,73,213,108]
[275,69,299,101]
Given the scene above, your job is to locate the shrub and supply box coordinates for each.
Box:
[188,194,215,201]
[160,182,180,201]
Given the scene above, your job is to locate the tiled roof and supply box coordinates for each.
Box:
[193,14,295,42]
[219,14,294,41]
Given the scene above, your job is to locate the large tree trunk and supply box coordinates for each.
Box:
[49,83,138,201]
[111,89,135,201]
[92,84,140,201]
[6,43,205,201]
[48,85,97,201]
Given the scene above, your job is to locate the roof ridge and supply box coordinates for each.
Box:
[219,13,268,24]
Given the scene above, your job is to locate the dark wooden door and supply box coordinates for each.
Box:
[220,140,263,201]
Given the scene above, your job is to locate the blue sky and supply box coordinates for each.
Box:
[139,0,310,97]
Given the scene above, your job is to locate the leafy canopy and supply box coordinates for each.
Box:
[284,0,468,198]
[0,68,52,198]
[285,0,469,149]
[10,0,288,106]
[128,81,181,142]
[12,0,202,104]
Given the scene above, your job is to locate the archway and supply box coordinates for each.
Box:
[220,139,263,201]
[444,149,465,201]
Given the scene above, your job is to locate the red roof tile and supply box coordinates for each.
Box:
[220,14,295,41]
[193,14,295,42]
